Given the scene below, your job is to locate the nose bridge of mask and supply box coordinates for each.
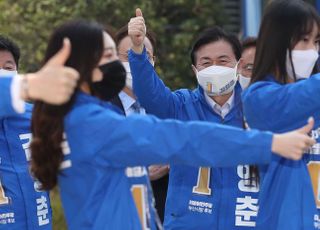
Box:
[198,64,233,76]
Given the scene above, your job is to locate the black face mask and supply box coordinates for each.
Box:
[92,60,126,101]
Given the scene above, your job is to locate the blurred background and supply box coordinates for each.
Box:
[1,0,320,89]
[0,0,319,229]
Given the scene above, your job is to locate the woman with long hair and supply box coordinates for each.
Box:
[30,20,314,230]
[242,0,320,229]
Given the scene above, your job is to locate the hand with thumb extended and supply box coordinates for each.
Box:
[24,38,80,104]
[271,117,316,160]
[128,8,146,54]
[297,117,314,134]
[136,8,143,17]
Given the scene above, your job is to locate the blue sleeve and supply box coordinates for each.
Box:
[0,77,18,117]
[128,48,183,119]
[242,74,320,131]
[66,105,273,168]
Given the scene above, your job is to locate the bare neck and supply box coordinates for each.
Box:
[209,91,233,106]
[80,83,90,94]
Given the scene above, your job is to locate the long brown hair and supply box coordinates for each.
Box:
[31,20,104,190]
[251,0,320,85]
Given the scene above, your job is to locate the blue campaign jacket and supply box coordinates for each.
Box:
[60,92,274,230]
[242,74,320,230]
[0,77,19,117]
[129,48,263,229]
[0,104,53,230]
[0,77,52,229]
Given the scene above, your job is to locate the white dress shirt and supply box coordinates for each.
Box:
[204,91,235,119]
[118,91,146,116]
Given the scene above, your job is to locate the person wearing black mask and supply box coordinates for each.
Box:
[91,31,126,102]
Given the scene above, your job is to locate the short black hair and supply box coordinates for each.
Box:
[242,37,257,53]
[115,24,157,54]
[190,26,242,65]
[0,35,20,68]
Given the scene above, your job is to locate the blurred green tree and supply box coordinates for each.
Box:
[0,0,227,89]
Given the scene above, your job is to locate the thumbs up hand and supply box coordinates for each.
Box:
[22,38,79,104]
[128,8,146,54]
[271,117,316,160]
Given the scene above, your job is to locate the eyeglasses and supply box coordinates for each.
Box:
[196,57,237,70]
[242,64,254,72]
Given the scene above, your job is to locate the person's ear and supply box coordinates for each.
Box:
[191,64,198,78]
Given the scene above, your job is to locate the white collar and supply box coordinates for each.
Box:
[118,91,136,111]
[204,91,235,117]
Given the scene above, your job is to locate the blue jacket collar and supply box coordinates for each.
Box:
[74,91,124,115]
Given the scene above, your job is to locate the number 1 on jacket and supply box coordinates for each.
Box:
[193,167,212,195]
[0,179,9,205]
[131,185,150,230]
[308,161,320,208]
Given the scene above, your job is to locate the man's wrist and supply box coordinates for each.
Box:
[131,44,144,54]
[21,73,38,101]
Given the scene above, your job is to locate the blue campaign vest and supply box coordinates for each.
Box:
[59,93,157,230]
[0,103,52,229]
[0,77,19,117]
[242,74,320,230]
[163,86,260,230]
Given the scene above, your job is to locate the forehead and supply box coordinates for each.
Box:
[118,35,154,54]
[0,50,15,65]
[195,40,236,61]
[241,47,256,61]
[299,20,320,39]
[103,32,116,48]
[311,21,320,37]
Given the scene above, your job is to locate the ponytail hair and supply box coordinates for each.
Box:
[31,20,104,190]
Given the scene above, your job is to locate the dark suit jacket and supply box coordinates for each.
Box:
[109,95,125,113]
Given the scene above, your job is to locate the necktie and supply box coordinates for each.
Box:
[131,101,141,114]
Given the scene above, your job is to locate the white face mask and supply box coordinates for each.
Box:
[121,62,133,89]
[0,69,17,77]
[122,60,155,90]
[238,74,251,90]
[196,64,238,96]
[286,49,319,80]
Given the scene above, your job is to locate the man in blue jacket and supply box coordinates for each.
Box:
[0,35,54,230]
[0,37,78,229]
[128,9,262,229]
